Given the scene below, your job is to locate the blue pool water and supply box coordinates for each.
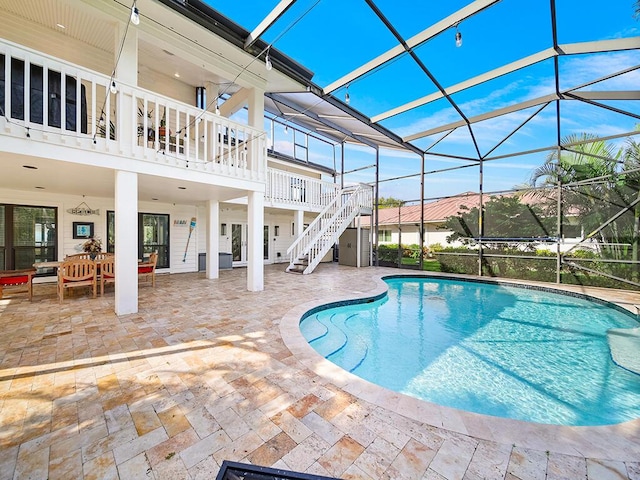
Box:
[299,277,640,426]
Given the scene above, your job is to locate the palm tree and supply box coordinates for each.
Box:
[528,133,622,227]
[621,137,640,279]
[528,134,639,251]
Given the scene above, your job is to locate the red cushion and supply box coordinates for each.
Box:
[138,266,153,274]
[0,275,30,286]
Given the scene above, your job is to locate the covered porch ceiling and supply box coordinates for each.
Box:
[0,152,243,205]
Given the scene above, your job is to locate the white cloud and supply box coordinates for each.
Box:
[394,51,639,154]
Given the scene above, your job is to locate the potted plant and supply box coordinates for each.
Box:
[137,106,154,141]
[159,107,167,137]
[82,237,103,260]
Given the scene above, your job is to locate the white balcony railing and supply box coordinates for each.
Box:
[266,169,340,210]
[0,39,266,182]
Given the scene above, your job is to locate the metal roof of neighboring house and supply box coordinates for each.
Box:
[365,190,557,227]
[375,192,481,226]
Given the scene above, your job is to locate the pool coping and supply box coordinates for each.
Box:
[280,270,640,461]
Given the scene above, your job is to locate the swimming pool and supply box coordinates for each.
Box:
[299,276,640,426]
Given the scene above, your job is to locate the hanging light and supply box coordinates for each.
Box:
[265,48,273,71]
[215,97,220,115]
[130,3,140,25]
[284,125,289,134]
[110,80,117,94]
[345,85,350,105]
[455,26,463,48]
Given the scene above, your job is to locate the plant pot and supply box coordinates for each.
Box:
[159,126,166,137]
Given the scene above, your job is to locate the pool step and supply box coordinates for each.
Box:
[299,314,328,343]
[305,312,368,373]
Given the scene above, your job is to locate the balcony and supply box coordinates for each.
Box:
[266,168,340,211]
[0,39,266,183]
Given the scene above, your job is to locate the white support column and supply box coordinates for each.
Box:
[247,190,264,292]
[206,199,219,280]
[295,209,304,238]
[247,87,266,175]
[114,170,138,315]
[356,214,361,268]
[114,25,137,153]
[247,87,265,129]
[115,24,138,85]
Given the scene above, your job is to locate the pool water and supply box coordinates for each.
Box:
[299,277,640,426]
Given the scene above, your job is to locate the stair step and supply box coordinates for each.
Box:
[285,186,367,275]
[286,265,305,274]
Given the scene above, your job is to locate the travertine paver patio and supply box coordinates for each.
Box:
[1,263,639,480]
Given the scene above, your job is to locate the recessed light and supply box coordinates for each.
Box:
[174,73,180,78]
[35,186,45,189]
[178,186,186,190]
[23,165,38,169]
[56,23,66,29]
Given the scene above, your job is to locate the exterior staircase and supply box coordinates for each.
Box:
[286,184,373,274]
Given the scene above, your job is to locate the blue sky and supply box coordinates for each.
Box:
[209,0,640,201]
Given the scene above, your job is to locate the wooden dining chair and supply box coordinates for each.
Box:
[58,258,97,303]
[138,252,157,287]
[100,256,115,296]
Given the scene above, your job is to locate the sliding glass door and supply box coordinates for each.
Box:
[0,204,57,271]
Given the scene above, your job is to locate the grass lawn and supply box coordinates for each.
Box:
[400,257,442,271]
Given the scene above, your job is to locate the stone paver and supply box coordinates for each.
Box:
[0,265,639,479]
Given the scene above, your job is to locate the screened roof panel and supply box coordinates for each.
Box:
[411,1,552,88]
[558,50,640,92]
[469,104,557,158]
[555,0,640,44]
[257,0,400,87]
[559,100,640,139]
[205,0,639,164]
[366,0,471,40]
[340,53,439,119]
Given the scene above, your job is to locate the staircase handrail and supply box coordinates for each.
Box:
[286,184,372,274]
[286,184,371,258]
[306,186,366,249]
[286,189,342,257]
[303,186,371,272]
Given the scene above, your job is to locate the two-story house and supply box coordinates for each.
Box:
[0,0,393,315]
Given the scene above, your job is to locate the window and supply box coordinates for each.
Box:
[264,225,269,260]
[0,204,57,271]
[378,229,392,242]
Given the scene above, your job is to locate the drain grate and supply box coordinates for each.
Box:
[215,461,341,480]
